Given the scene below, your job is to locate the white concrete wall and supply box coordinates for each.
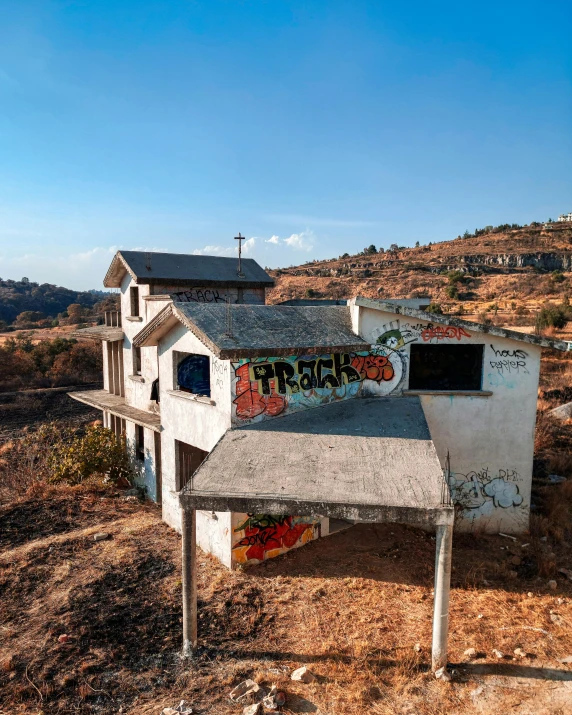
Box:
[352,303,541,534]
[157,322,233,532]
[102,343,109,391]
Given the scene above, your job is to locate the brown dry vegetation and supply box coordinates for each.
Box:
[0,486,571,715]
[266,224,572,327]
[1,368,572,715]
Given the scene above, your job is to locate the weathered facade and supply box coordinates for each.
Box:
[71,250,568,571]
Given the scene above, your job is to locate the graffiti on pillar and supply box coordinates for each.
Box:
[232,349,402,422]
[232,514,320,563]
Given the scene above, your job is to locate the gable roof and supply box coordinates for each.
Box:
[103,250,274,289]
[354,297,570,352]
[133,303,370,359]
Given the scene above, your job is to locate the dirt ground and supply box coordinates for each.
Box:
[0,485,571,715]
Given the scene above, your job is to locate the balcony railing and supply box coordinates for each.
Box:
[105,310,121,327]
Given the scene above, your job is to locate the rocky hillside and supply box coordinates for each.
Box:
[267,222,572,322]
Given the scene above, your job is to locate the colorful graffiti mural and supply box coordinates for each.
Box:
[448,467,523,519]
[232,351,398,421]
[232,514,319,563]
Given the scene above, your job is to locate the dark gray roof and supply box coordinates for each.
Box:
[103,250,274,288]
[134,303,370,358]
[180,397,453,527]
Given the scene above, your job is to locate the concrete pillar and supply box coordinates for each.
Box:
[431,522,453,672]
[181,506,197,657]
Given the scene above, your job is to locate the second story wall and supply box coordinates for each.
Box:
[230,349,395,426]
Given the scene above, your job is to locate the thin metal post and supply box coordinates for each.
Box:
[431,522,453,672]
[181,507,197,657]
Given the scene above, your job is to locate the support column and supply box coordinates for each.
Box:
[181,506,197,657]
[431,522,453,672]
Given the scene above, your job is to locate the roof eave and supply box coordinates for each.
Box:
[354,297,570,352]
[132,303,178,347]
[103,252,137,288]
[217,342,371,360]
[137,277,275,288]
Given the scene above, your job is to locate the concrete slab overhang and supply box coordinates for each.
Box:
[179,396,454,528]
[68,390,161,432]
[71,326,124,342]
[354,297,569,352]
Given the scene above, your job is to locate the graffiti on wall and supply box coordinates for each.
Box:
[449,467,523,518]
[232,514,320,563]
[375,320,471,348]
[171,288,228,303]
[489,345,529,375]
[232,350,399,421]
[211,356,228,390]
[421,325,471,342]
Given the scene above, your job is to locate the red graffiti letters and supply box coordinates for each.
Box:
[233,363,286,420]
[421,325,471,342]
[233,514,315,562]
[350,353,395,382]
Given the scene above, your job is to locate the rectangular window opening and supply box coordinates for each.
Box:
[135,424,145,461]
[176,440,208,491]
[133,346,142,376]
[130,286,140,317]
[175,353,211,397]
[408,343,484,391]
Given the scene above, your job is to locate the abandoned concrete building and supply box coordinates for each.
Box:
[71,248,567,668]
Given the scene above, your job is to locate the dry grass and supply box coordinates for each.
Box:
[0,485,571,715]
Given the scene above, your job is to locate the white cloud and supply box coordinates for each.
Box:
[192,237,255,257]
[262,230,315,252]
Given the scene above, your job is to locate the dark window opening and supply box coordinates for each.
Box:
[135,424,145,461]
[176,440,208,491]
[130,286,140,316]
[177,353,211,397]
[409,343,484,391]
[133,346,142,375]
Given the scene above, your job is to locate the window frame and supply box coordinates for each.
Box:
[407,342,485,393]
[174,351,211,398]
[130,286,140,317]
[133,346,142,376]
[135,424,145,462]
[175,439,208,491]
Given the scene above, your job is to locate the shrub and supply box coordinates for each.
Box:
[445,284,459,299]
[305,288,316,298]
[551,271,565,283]
[49,424,134,486]
[426,302,444,315]
[536,303,570,331]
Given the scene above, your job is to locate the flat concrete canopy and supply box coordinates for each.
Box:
[72,326,124,342]
[68,390,161,432]
[180,396,453,527]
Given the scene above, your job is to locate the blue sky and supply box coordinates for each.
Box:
[0,0,571,290]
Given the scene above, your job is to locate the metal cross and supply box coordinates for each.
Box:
[234,232,245,277]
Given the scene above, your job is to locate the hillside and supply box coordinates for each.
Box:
[0,278,111,325]
[267,222,572,323]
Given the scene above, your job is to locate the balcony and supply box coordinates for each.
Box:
[68,390,161,432]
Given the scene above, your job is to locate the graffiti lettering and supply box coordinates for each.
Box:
[171,288,227,303]
[421,325,471,342]
[211,356,228,390]
[489,344,529,375]
[233,514,318,563]
[233,350,401,422]
[449,466,523,517]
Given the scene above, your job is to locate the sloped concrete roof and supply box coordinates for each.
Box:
[354,297,569,351]
[134,303,370,359]
[103,250,274,288]
[180,396,453,526]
